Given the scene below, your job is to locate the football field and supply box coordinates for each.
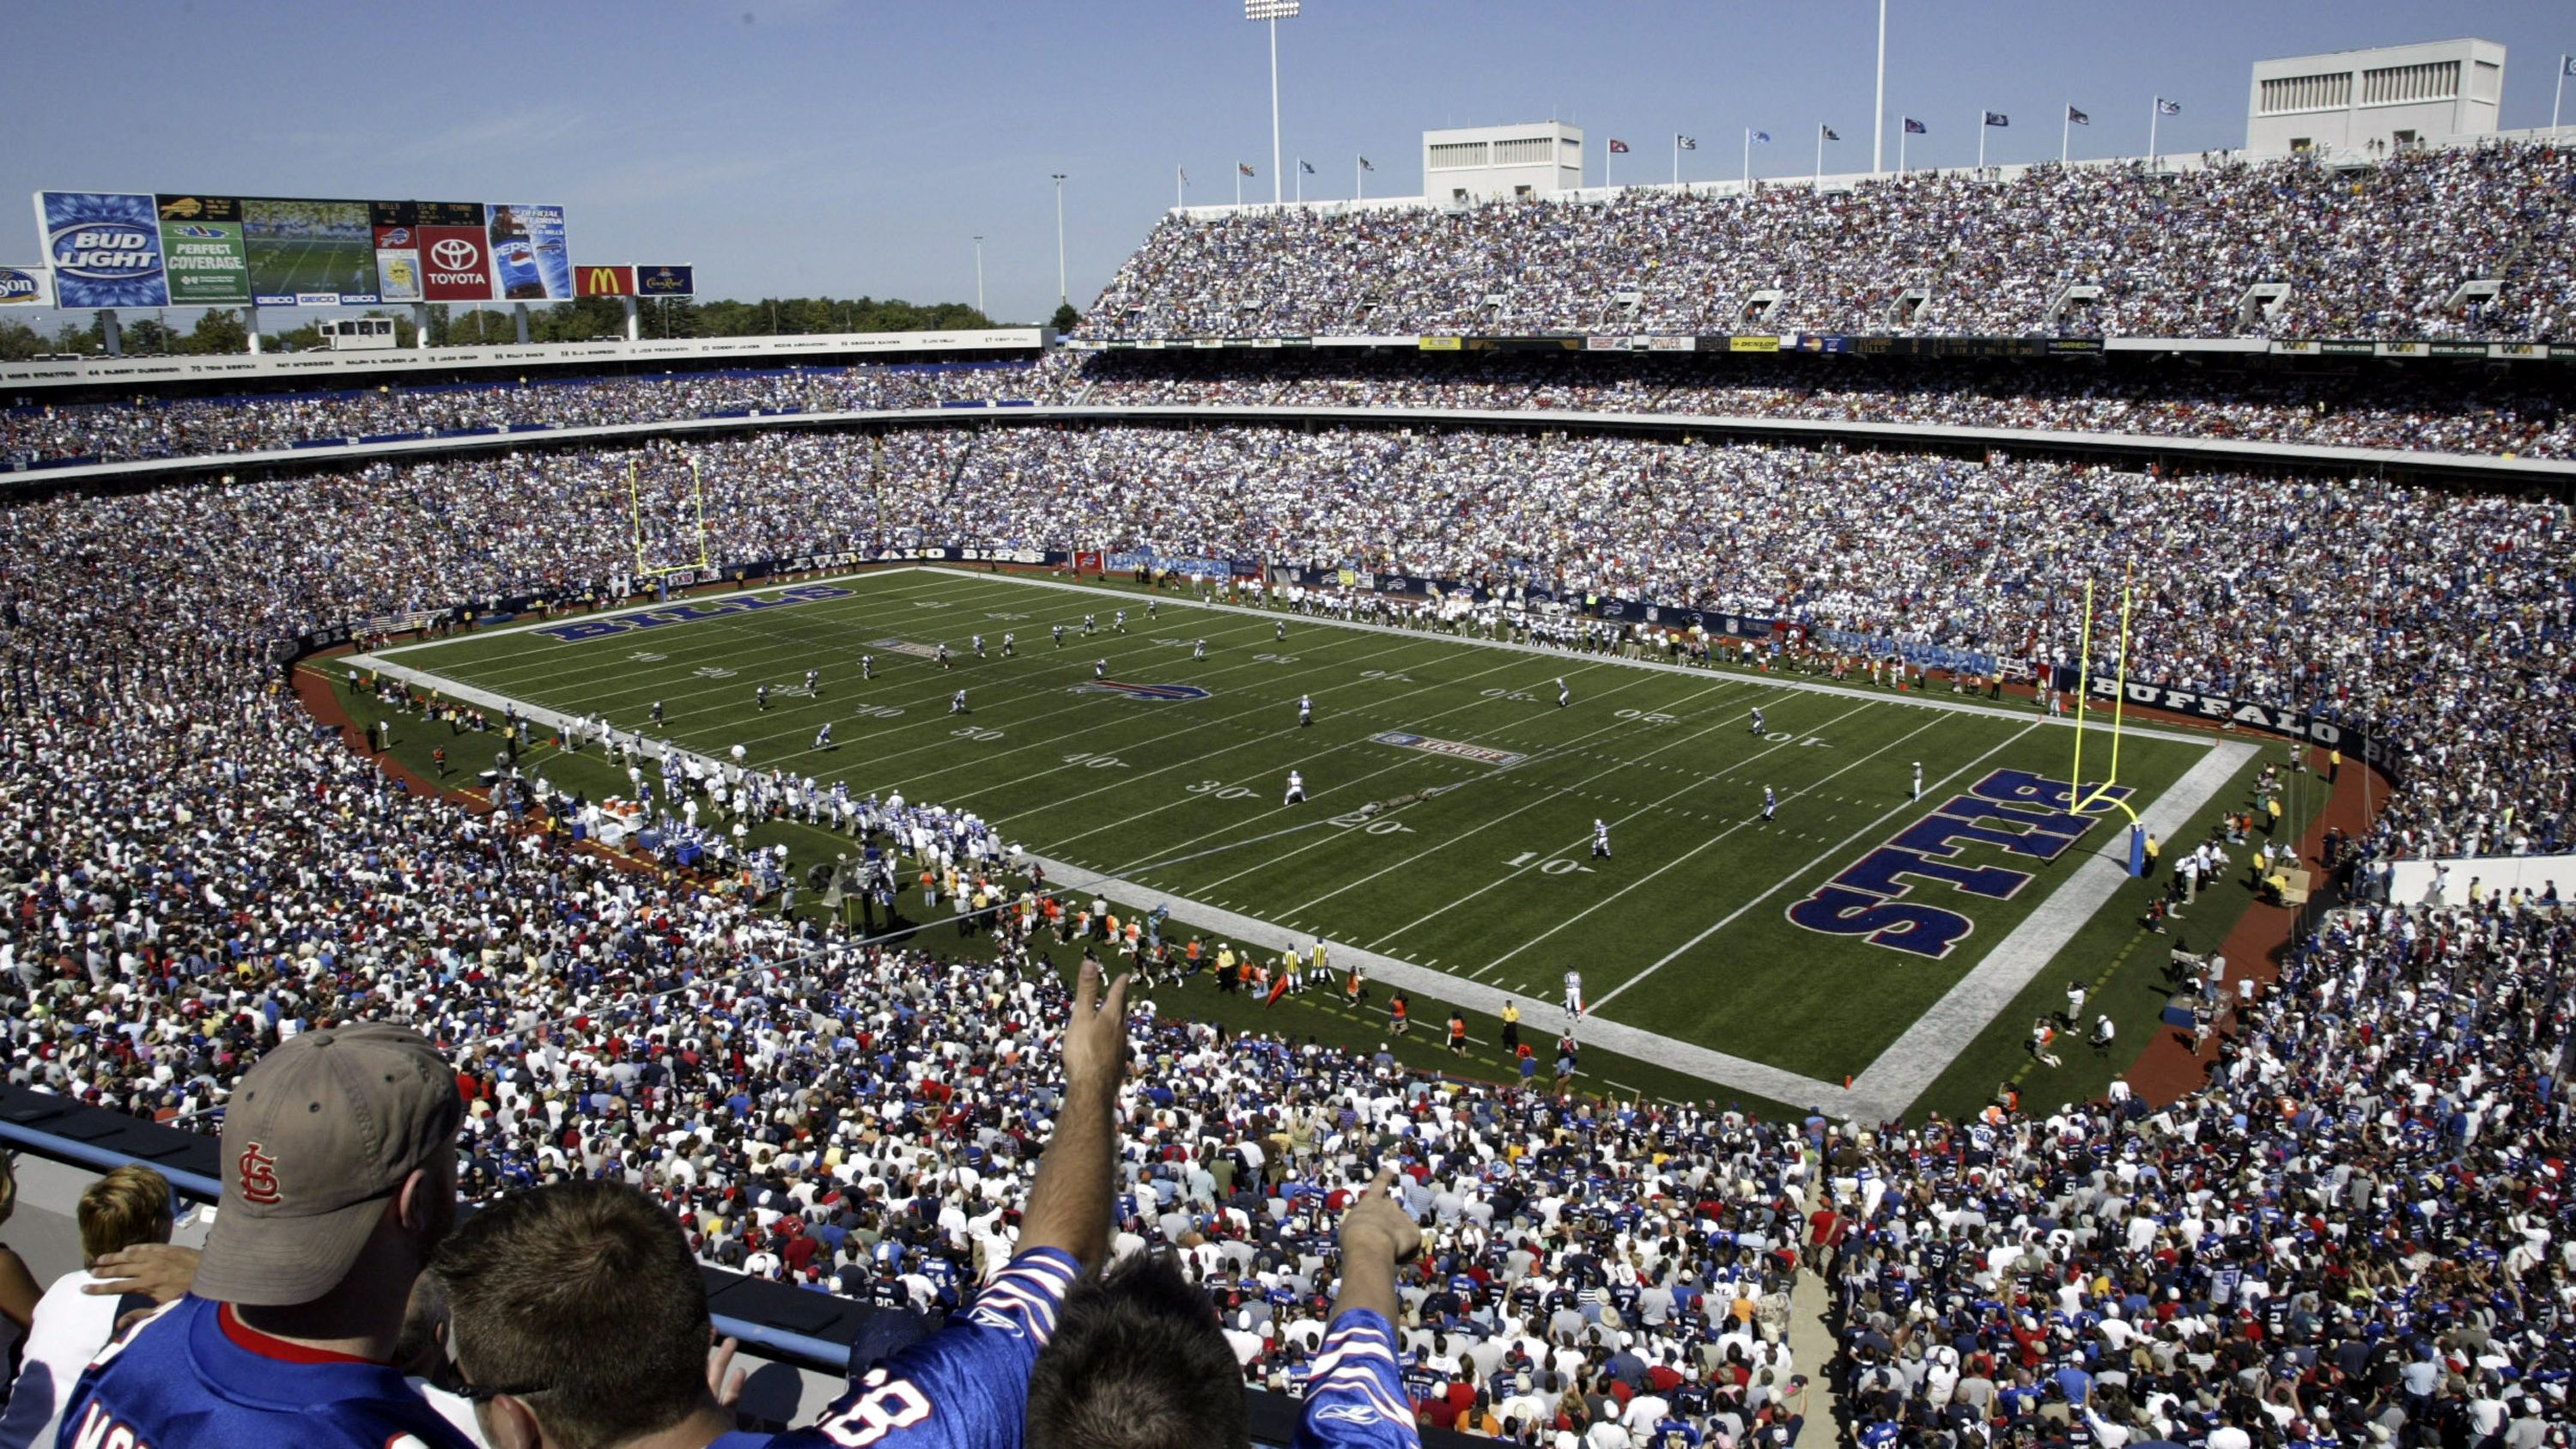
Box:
[348,566,2258,1118]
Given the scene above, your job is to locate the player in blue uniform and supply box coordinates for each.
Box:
[437,964,1136,1449]
[54,1023,476,1449]
[1762,784,1777,821]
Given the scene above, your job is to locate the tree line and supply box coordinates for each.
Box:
[0,294,1015,362]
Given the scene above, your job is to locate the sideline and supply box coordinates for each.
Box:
[353,565,2255,1119]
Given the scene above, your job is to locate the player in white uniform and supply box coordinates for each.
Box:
[1298,695,1313,727]
[1053,624,1065,647]
[1750,707,1766,737]
[1193,639,1206,660]
[1563,969,1584,1018]
[814,721,833,750]
[950,689,968,715]
[805,667,820,695]
[973,633,986,659]
[1762,785,1777,821]
[1002,632,1016,656]
[1094,658,1108,679]
[756,683,769,711]
[1275,618,1286,641]
[1911,761,1923,800]
[1556,678,1570,708]
[1591,819,1611,859]
[1115,608,1127,632]
[860,654,873,679]
[936,642,952,669]
[1284,770,1306,805]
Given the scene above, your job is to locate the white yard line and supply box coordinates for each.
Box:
[354,564,2257,1122]
[1022,849,1856,1114]
[1838,739,2257,1120]
[1590,723,2044,1019]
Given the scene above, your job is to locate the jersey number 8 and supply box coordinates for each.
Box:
[818,1368,935,1446]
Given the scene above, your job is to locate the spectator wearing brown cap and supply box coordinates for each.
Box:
[53,1021,475,1448]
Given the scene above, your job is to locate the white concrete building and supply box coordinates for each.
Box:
[2247,39,2505,160]
[1423,122,1584,204]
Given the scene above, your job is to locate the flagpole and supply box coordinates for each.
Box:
[2062,105,2069,167]
[1356,155,1364,200]
[1672,134,1679,187]
[1743,127,1752,191]
[1295,158,1303,204]
[2555,57,2567,138]
[1235,167,1242,207]
[1176,164,1184,211]
[2148,100,2160,175]
[1814,125,1824,192]
[1900,126,1907,175]
[1977,111,1986,171]
[1872,0,1887,176]
[1267,15,1282,205]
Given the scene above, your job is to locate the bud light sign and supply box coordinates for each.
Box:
[34,192,169,307]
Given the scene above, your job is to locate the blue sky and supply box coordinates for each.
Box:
[3,0,2568,327]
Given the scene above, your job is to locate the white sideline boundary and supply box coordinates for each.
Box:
[343,563,2254,1118]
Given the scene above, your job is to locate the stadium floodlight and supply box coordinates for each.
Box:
[1050,176,1067,307]
[1246,0,1300,205]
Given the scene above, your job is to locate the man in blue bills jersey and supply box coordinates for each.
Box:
[53,1022,478,1448]
[439,963,1140,1449]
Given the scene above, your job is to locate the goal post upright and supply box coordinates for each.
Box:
[2070,576,2093,810]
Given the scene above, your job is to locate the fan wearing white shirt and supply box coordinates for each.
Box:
[0,1165,179,1449]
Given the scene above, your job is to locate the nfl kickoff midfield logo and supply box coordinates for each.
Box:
[1074,680,1211,701]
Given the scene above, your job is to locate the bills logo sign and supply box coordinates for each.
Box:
[1786,770,2130,959]
[531,584,853,642]
[1075,680,1211,701]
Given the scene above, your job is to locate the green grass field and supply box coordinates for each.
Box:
[331,566,2279,1121]
[247,235,375,298]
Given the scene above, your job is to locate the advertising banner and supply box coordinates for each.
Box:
[574,265,635,297]
[0,265,52,307]
[418,226,493,302]
[36,192,169,307]
[636,265,696,297]
[485,203,570,301]
[371,223,422,301]
[151,195,251,306]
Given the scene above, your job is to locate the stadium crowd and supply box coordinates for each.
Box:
[1069,352,2576,460]
[0,413,2569,1446]
[0,359,1039,468]
[1084,143,2576,342]
[1815,893,2576,1449]
[10,349,2570,470]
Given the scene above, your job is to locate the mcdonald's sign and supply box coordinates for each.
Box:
[574,265,635,297]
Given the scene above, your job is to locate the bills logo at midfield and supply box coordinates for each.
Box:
[1786,770,2132,959]
[1076,680,1211,701]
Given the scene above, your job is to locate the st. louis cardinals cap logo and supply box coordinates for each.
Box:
[237,1142,282,1204]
